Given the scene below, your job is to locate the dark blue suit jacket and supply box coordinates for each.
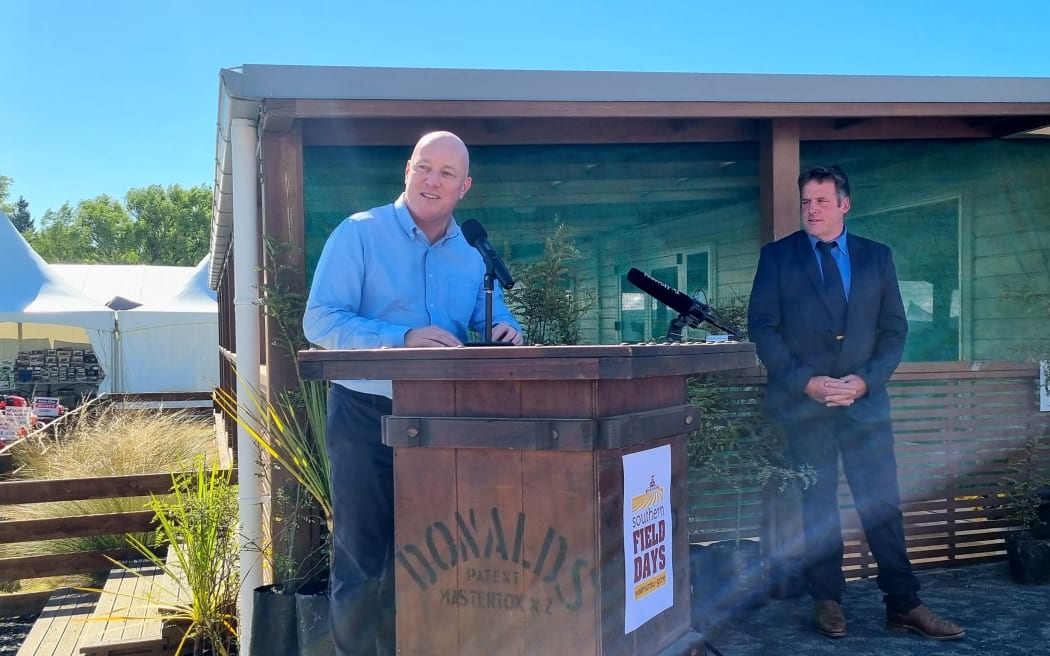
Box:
[747,230,908,422]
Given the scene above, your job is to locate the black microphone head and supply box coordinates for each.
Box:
[460,219,487,247]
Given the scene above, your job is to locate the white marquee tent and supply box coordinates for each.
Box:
[0,213,116,391]
[53,258,219,394]
[2,212,218,395]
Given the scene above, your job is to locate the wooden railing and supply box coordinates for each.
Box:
[687,361,1050,574]
[0,468,236,616]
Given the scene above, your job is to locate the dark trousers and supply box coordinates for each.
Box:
[326,384,395,656]
[781,408,921,614]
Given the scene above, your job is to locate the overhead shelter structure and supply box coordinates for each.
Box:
[0,213,115,395]
[207,65,1050,652]
[208,64,1050,374]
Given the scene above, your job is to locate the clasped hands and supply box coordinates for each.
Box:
[404,323,523,347]
[806,374,867,407]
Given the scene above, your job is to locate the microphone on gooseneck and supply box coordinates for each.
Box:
[626,267,742,340]
[461,219,515,290]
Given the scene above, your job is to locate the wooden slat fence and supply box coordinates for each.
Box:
[687,361,1050,577]
[0,469,236,617]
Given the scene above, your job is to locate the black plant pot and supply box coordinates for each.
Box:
[689,540,767,632]
[1005,530,1050,584]
[296,583,335,656]
[249,584,299,656]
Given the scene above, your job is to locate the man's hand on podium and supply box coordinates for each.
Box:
[405,326,463,347]
[491,322,524,345]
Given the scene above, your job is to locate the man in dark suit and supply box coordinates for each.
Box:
[747,165,963,640]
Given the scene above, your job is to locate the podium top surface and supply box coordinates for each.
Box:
[299,341,756,382]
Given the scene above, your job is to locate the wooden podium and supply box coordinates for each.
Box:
[300,342,755,656]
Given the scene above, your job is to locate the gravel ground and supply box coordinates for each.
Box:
[0,614,37,655]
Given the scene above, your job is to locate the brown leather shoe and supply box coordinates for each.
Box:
[814,600,847,637]
[886,605,965,640]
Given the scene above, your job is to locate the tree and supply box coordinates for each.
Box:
[126,184,211,265]
[0,175,37,233]
[0,173,13,215]
[26,184,212,265]
[10,196,33,234]
[29,196,135,263]
[30,203,97,263]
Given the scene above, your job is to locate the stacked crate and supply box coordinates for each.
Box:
[14,347,105,384]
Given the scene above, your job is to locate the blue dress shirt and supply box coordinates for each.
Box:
[303,194,520,396]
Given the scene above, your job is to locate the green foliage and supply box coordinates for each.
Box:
[213,235,331,593]
[687,374,814,492]
[1000,285,1050,380]
[81,458,241,656]
[998,284,1050,535]
[215,379,332,524]
[999,433,1050,535]
[25,184,211,265]
[250,240,330,516]
[251,237,331,526]
[10,196,33,233]
[0,173,12,214]
[1,177,33,233]
[264,482,331,594]
[150,459,239,655]
[504,221,595,345]
[28,203,96,262]
[258,236,312,359]
[687,372,816,545]
[686,294,814,542]
[31,196,136,263]
[694,294,749,342]
[126,184,212,265]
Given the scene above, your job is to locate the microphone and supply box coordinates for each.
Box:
[461,219,515,290]
[626,267,742,340]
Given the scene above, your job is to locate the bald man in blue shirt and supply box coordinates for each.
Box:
[304,131,522,655]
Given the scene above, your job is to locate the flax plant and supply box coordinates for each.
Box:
[213,377,332,525]
[80,458,241,656]
[212,236,333,598]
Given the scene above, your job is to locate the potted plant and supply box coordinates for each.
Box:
[212,236,334,656]
[999,431,1050,584]
[214,377,332,656]
[997,285,1050,584]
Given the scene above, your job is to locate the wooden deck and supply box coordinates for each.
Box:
[16,588,99,656]
[77,560,168,656]
[17,558,181,656]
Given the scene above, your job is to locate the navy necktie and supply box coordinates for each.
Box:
[816,241,847,335]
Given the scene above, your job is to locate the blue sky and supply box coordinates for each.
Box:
[4,0,1049,222]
